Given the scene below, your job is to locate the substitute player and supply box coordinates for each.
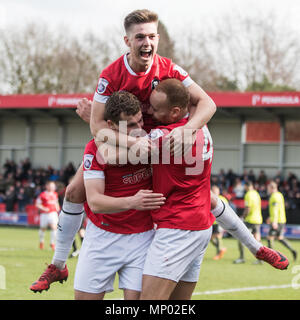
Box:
[233,181,263,264]
[35,181,60,251]
[267,181,297,262]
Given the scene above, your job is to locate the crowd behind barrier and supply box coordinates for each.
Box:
[0,159,300,223]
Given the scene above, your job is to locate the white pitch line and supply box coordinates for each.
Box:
[192,284,293,296]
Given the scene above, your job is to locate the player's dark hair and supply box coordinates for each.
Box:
[104,91,141,124]
[124,9,158,32]
[155,79,190,110]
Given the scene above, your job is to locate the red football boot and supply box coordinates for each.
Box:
[30,264,68,293]
[256,246,289,270]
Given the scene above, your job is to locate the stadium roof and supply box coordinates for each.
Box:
[0,92,300,121]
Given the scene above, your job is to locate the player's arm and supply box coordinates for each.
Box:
[84,177,165,213]
[186,82,217,130]
[35,197,49,212]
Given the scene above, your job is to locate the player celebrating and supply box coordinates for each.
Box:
[267,181,297,261]
[30,9,289,293]
[75,91,165,300]
[30,9,216,292]
[35,181,60,251]
[140,79,215,300]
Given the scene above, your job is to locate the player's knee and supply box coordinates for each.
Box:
[65,182,86,203]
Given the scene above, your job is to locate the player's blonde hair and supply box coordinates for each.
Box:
[124,9,158,33]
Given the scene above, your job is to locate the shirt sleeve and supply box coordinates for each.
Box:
[170,63,194,88]
[93,67,114,104]
[83,140,106,180]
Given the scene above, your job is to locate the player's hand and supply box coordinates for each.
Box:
[76,98,92,123]
[131,190,166,211]
[166,126,197,157]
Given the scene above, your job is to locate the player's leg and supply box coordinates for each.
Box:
[74,290,105,300]
[277,225,297,261]
[141,227,212,300]
[118,229,155,300]
[52,163,85,269]
[38,227,46,249]
[141,275,177,300]
[38,213,48,249]
[74,221,129,299]
[169,281,197,300]
[123,289,142,300]
[48,212,58,251]
[211,192,262,255]
[211,193,289,269]
[233,241,245,264]
[169,243,207,300]
[30,165,86,292]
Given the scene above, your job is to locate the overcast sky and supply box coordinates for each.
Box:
[1,0,300,38]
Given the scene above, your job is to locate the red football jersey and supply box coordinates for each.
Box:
[83,140,154,234]
[36,191,59,214]
[149,117,215,230]
[94,54,194,132]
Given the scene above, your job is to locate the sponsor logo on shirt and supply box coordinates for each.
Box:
[122,168,152,184]
[84,154,94,170]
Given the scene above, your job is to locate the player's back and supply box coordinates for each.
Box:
[150,118,215,231]
[269,191,286,224]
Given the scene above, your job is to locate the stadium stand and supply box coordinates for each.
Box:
[0,91,300,229]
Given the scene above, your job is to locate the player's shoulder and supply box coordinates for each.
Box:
[84,139,97,154]
[100,54,125,78]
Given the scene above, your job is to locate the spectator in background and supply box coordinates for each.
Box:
[226,169,237,188]
[258,184,268,200]
[257,170,267,186]
[16,187,29,212]
[248,170,256,183]
[5,185,16,212]
[233,178,245,199]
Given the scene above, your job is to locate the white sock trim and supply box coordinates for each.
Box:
[62,199,84,214]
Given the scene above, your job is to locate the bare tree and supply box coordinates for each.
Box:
[175,11,300,91]
[0,23,122,94]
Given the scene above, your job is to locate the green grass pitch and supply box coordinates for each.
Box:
[0,226,299,300]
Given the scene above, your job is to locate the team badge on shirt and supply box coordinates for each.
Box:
[97,78,109,94]
[84,154,94,170]
[151,78,160,90]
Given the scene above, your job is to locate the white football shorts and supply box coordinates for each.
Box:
[39,212,58,229]
[74,219,155,294]
[143,226,212,282]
